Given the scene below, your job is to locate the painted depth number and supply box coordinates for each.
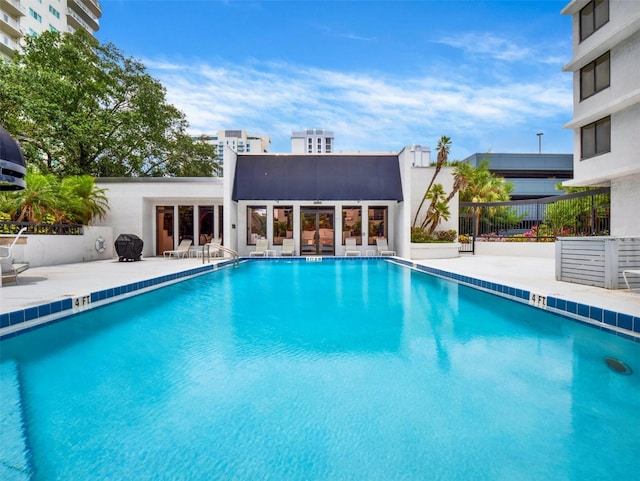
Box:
[73,295,92,312]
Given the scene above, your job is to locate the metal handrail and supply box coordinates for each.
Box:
[202,243,239,265]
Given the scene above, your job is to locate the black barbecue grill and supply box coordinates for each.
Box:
[114,234,143,261]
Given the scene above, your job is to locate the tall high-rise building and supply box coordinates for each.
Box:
[561,0,640,236]
[1,0,102,60]
[291,129,334,154]
[197,130,271,158]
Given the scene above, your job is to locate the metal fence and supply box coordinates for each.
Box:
[0,221,83,235]
[458,188,610,253]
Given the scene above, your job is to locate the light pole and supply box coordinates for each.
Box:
[537,132,543,154]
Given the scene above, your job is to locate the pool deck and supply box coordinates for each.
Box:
[1,255,639,337]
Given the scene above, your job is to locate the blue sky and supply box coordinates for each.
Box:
[97,0,574,160]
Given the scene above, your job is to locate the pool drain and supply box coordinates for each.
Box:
[604,357,633,375]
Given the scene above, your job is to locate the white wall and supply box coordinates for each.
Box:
[10,226,114,268]
[611,173,640,236]
[566,1,640,186]
[474,241,555,258]
[96,178,223,257]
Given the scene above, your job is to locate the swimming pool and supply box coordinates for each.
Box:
[1,259,639,480]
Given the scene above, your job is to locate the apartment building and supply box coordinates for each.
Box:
[562,0,640,236]
[291,129,334,154]
[198,130,271,159]
[1,0,101,60]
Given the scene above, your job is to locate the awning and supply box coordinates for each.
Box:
[0,126,27,191]
[232,154,403,201]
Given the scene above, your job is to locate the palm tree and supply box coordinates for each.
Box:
[60,175,109,225]
[420,183,451,235]
[459,159,513,237]
[412,135,451,228]
[0,171,62,223]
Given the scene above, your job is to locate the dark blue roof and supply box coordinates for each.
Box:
[232,154,403,201]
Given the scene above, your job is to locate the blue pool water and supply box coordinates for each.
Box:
[1,260,639,480]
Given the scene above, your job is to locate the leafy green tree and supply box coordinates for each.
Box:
[0,29,219,177]
[544,184,609,235]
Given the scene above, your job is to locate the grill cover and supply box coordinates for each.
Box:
[114,234,143,261]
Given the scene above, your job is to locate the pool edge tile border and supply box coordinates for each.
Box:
[2,257,638,343]
[387,258,640,343]
[0,260,240,340]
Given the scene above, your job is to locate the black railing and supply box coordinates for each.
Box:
[458,188,610,252]
[0,221,83,235]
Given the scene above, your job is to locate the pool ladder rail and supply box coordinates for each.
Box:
[202,243,239,266]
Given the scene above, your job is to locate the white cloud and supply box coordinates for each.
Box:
[437,32,532,62]
[144,58,572,157]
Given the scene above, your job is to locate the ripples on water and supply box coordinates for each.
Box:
[1,260,639,480]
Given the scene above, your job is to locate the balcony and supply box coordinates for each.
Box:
[0,12,21,38]
[80,0,102,18]
[1,0,25,17]
[0,33,19,57]
[68,0,100,31]
[66,7,97,34]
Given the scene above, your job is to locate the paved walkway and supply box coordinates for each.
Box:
[2,255,639,317]
[414,256,640,317]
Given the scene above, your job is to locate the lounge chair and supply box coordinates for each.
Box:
[163,239,192,258]
[281,238,296,256]
[376,237,396,256]
[345,237,360,256]
[622,269,640,292]
[208,238,223,258]
[1,227,29,284]
[250,238,269,257]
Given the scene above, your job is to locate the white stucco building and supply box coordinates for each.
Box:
[1,0,101,60]
[291,129,334,154]
[197,130,271,160]
[95,148,456,260]
[562,0,640,236]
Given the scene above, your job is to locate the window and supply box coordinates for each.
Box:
[581,116,611,159]
[48,25,58,32]
[273,206,293,245]
[178,206,194,243]
[198,206,214,245]
[29,8,42,22]
[580,0,609,41]
[48,5,60,19]
[580,52,610,100]
[368,207,388,245]
[247,206,267,245]
[342,207,362,245]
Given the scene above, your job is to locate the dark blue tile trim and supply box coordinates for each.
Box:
[0,263,217,341]
[410,264,639,343]
[2,259,638,343]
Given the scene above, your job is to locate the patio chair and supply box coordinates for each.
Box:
[622,269,640,292]
[345,237,361,256]
[1,227,29,284]
[376,237,396,256]
[208,238,223,258]
[250,238,269,257]
[281,238,296,256]
[163,239,192,258]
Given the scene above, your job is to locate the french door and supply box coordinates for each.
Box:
[300,207,335,255]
